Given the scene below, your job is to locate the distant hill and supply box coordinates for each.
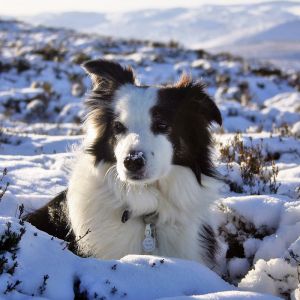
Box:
[27,11,107,31]
[20,1,300,69]
[236,19,300,44]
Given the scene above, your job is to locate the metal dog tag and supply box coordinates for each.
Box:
[142,224,156,253]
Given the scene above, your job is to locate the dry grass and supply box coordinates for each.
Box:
[219,133,280,194]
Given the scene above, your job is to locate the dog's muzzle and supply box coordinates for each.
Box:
[124,151,146,178]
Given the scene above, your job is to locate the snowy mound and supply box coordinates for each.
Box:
[0,217,279,299]
[0,19,299,299]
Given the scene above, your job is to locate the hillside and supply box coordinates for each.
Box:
[21,1,300,69]
[0,18,300,299]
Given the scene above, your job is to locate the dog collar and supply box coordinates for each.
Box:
[121,210,158,253]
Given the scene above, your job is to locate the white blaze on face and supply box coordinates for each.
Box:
[113,84,173,183]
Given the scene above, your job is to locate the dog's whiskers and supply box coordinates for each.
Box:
[105,165,131,195]
[104,165,117,179]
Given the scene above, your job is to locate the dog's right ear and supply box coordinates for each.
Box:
[82,59,135,90]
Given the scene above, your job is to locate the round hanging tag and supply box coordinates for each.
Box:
[143,236,155,253]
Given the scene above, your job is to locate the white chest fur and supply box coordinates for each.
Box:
[67,153,220,263]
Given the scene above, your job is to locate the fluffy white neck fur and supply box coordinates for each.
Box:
[67,152,220,263]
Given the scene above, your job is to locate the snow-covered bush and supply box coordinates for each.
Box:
[218,134,280,195]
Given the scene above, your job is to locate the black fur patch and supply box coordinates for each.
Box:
[198,224,219,268]
[154,75,222,183]
[23,190,75,244]
[82,59,135,90]
[83,59,136,165]
[84,103,117,165]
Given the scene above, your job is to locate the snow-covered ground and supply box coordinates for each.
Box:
[0,19,299,299]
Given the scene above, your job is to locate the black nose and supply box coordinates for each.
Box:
[124,151,146,173]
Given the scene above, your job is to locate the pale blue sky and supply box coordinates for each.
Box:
[1,0,298,16]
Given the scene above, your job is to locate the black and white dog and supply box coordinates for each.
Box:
[26,59,222,268]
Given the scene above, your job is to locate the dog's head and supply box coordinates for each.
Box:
[83,59,222,184]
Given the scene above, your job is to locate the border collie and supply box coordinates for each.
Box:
[26,59,222,268]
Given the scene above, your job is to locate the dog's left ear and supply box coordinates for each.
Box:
[190,83,222,126]
[176,75,222,126]
[82,59,135,90]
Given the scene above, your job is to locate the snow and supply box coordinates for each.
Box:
[20,2,300,70]
[161,291,280,300]
[0,18,300,299]
[239,259,298,297]
[221,196,283,229]
[0,217,281,300]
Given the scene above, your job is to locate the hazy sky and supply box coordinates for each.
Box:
[1,0,299,16]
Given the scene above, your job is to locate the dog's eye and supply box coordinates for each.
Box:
[153,122,170,133]
[113,121,126,135]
